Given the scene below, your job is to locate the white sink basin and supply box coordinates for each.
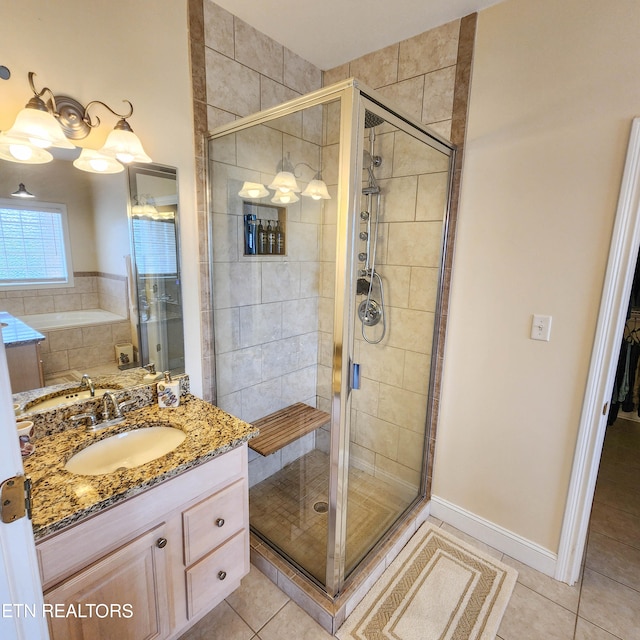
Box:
[26,388,119,412]
[64,426,186,476]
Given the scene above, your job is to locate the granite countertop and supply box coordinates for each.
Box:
[0,311,45,346]
[13,367,159,433]
[24,394,258,541]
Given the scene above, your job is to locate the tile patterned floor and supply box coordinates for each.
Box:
[179,418,640,639]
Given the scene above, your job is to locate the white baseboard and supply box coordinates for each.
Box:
[430,495,557,577]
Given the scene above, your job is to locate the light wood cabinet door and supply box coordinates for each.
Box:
[45,523,171,640]
[6,341,44,392]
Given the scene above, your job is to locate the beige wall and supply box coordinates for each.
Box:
[1,0,201,393]
[0,160,100,272]
[434,0,640,553]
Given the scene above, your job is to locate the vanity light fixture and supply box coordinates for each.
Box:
[0,72,151,171]
[295,160,331,200]
[73,148,124,174]
[238,181,269,199]
[10,183,35,198]
[130,195,166,219]
[268,154,301,194]
[301,172,331,200]
[271,191,300,205]
[238,156,330,204]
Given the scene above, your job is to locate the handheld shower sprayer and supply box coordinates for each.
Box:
[357,111,387,344]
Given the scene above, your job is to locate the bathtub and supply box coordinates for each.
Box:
[19,309,127,331]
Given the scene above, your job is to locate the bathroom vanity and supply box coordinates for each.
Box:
[24,391,258,640]
[1,311,45,392]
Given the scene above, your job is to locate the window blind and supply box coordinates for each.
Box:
[0,205,69,285]
[132,217,178,275]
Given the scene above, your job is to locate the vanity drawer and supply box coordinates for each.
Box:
[182,478,246,565]
[185,529,248,619]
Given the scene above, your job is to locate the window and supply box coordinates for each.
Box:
[0,200,73,289]
[132,215,178,276]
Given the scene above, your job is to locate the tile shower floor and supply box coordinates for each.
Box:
[179,420,640,639]
[249,449,415,582]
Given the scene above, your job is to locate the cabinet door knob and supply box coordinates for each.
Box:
[156,537,167,549]
[215,518,225,527]
[218,570,227,580]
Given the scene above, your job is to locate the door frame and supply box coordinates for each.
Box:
[556,117,640,584]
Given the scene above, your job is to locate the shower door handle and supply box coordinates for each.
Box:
[351,362,361,391]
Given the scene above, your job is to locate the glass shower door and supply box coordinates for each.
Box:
[208,97,342,586]
[207,81,455,596]
[344,101,452,576]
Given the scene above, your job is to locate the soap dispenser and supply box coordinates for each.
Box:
[157,371,180,408]
[143,363,163,382]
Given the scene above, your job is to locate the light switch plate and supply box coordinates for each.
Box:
[531,314,552,341]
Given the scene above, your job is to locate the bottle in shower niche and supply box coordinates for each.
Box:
[244,214,257,255]
[267,220,276,254]
[258,219,267,254]
[275,220,285,254]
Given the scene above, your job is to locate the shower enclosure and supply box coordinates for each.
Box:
[207,79,454,598]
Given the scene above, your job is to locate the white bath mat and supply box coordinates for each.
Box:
[336,522,517,640]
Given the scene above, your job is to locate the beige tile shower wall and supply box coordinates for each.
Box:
[315,101,340,428]
[322,21,460,492]
[197,1,323,401]
[209,115,327,484]
[324,19,461,140]
[353,160,446,491]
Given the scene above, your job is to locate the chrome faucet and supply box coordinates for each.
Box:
[102,392,123,422]
[80,374,95,397]
[69,393,136,431]
[100,392,136,427]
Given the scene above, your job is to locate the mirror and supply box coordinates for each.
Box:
[0,152,185,398]
[128,163,184,373]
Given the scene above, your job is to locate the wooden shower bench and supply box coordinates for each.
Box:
[249,402,330,456]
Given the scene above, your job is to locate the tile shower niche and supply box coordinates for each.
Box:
[243,202,286,256]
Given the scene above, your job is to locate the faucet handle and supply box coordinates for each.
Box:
[144,363,156,374]
[70,412,97,428]
[118,399,136,415]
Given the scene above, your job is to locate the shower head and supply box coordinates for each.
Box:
[364,110,384,129]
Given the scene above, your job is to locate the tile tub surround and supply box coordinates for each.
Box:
[0,273,129,318]
[24,394,258,540]
[1,272,132,376]
[38,316,133,377]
